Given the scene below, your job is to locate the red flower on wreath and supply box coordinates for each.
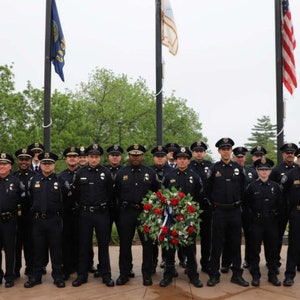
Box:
[178,192,185,199]
[154,208,163,215]
[156,191,162,197]
[171,237,179,245]
[187,205,196,213]
[144,203,152,211]
[160,196,167,204]
[171,197,179,206]
[161,225,169,234]
[187,226,195,234]
[143,224,150,233]
[176,214,184,221]
[158,234,164,242]
[171,229,178,237]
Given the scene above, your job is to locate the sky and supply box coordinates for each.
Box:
[1,0,300,159]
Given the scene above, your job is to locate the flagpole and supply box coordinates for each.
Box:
[44,0,52,152]
[155,0,163,145]
[274,0,284,163]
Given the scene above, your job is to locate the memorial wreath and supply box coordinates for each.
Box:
[138,186,201,250]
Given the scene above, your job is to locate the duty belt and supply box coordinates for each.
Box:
[121,201,142,210]
[34,212,62,219]
[213,201,241,209]
[253,210,277,219]
[0,210,17,222]
[80,204,107,212]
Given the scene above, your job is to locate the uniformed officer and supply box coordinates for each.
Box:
[72,144,114,288]
[78,146,88,168]
[250,146,267,164]
[159,146,203,288]
[115,144,159,286]
[58,147,81,280]
[148,146,173,274]
[205,138,249,287]
[27,143,44,173]
[189,141,212,274]
[24,152,65,288]
[281,147,300,286]
[13,148,35,278]
[270,143,298,271]
[0,153,21,288]
[245,158,281,287]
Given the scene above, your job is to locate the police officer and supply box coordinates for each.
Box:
[78,146,89,168]
[159,146,203,288]
[27,143,44,173]
[24,152,65,288]
[58,147,81,280]
[115,144,159,286]
[245,158,281,286]
[189,141,212,274]
[148,146,173,274]
[72,144,114,287]
[205,138,249,287]
[13,148,35,278]
[281,147,300,286]
[0,153,21,288]
[250,146,267,164]
[270,143,298,271]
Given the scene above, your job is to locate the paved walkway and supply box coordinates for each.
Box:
[0,245,299,300]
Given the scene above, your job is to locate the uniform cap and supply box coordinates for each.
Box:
[233,146,248,157]
[63,147,80,157]
[250,146,267,156]
[127,144,146,155]
[85,144,104,155]
[0,153,14,164]
[279,143,298,153]
[27,142,44,153]
[215,137,234,149]
[38,152,58,164]
[190,141,208,151]
[15,148,34,159]
[151,146,168,156]
[165,143,180,152]
[107,145,124,155]
[174,146,192,159]
[254,157,274,170]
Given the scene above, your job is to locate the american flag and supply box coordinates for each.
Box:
[282,0,297,95]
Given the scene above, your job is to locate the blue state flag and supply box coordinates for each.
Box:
[51,0,65,81]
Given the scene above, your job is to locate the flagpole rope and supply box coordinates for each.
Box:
[42,118,52,128]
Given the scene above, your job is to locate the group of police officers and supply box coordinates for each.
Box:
[0,138,300,289]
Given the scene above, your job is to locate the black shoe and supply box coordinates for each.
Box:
[128,270,135,278]
[190,278,203,288]
[221,266,230,273]
[231,276,249,287]
[94,270,101,278]
[251,278,260,287]
[72,277,87,287]
[207,277,220,287]
[160,260,166,269]
[159,275,172,287]
[243,261,250,269]
[24,278,42,288]
[89,265,97,273]
[54,279,65,288]
[268,276,281,286]
[42,267,47,275]
[179,260,187,268]
[116,275,129,286]
[5,281,14,288]
[103,277,114,287]
[283,278,294,286]
[143,277,153,286]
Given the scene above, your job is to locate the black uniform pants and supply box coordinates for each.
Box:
[0,218,17,281]
[77,209,111,280]
[32,216,63,281]
[248,217,279,278]
[118,206,153,278]
[209,207,243,278]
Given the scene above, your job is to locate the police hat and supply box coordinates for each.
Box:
[165,143,180,152]
[85,144,104,155]
[38,152,58,164]
[250,146,267,156]
[190,141,208,151]
[127,144,146,155]
[15,148,34,159]
[215,138,234,149]
[0,153,14,164]
[295,148,300,158]
[254,157,274,170]
[233,146,248,157]
[279,143,298,153]
[174,146,192,159]
[151,146,168,156]
[107,145,124,155]
[63,147,80,157]
[28,142,44,153]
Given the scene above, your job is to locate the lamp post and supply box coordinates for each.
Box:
[118,121,122,146]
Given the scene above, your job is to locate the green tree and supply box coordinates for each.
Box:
[245,115,277,165]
